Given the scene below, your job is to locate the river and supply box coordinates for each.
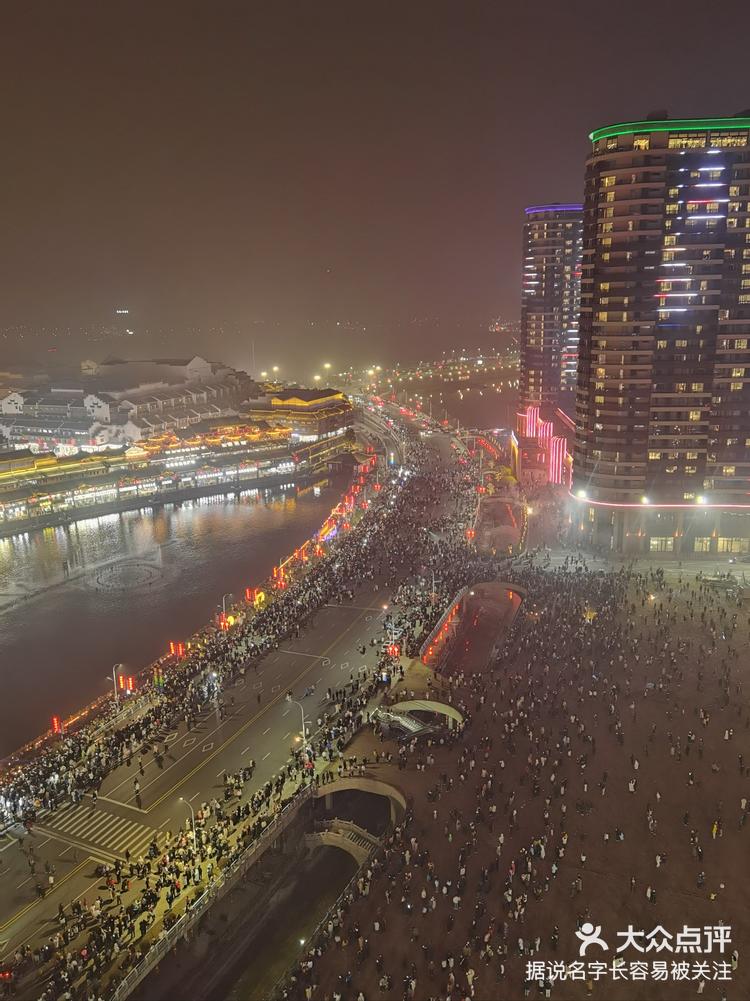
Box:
[0,479,345,756]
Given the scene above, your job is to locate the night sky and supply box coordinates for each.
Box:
[2,0,750,371]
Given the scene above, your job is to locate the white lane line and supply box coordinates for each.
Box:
[158,819,171,828]
[216,770,225,778]
[262,752,271,760]
[241,746,251,755]
[263,727,271,735]
[189,792,200,803]
[276,650,322,659]
[16,876,31,888]
[283,732,291,740]
[60,845,73,858]
[38,837,51,849]
[282,709,290,717]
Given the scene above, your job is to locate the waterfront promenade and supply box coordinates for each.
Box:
[0,418,485,999]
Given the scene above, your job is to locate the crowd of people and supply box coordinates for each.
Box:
[280,548,748,1001]
[0,420,499,1000]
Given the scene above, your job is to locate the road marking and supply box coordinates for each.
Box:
[283,732,291,740]
[263,727,271,734]
[241,746,251,755]
[202,742,215,753]
[0,856,97,933]
[189,793,200,803]
[322,657,331,667]
[262,752,271,761]
[16,877,30,889]
[145,606,370,810]
[158,819,171,828]
[59,846,73,858]
[340,662,349,669]
[277,650,322,659]
[282,708,290,717]
[183,736,197,748]
[253,682,263,690]
[216,770,225,778]
[95,795,150,815]
[271,685,280,694]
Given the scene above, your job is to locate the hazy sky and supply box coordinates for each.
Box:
[2,0,750,369]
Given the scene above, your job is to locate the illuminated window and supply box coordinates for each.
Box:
[689,410,701,421]
[686,451,698,460]
[730,382,743,391]
[633,136,650,150]
[694,537,711,553]
[656,339,667,349]
[666,203,679,215]
[718,537,749,553]
[676,339,688,348]
[685,465,697,474]
[732,367,745,377]
[735,338,748,349]
[649,537,674,552]
[709,132,747,147]
[648,450,661,460]
[723,466,736,476]
[691,383,704,392]
[675,382,686,392]
[668,134,706,149]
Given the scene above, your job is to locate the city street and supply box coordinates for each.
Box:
[0,583,392,964]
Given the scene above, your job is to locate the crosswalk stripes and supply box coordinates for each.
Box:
[43,804,157,857]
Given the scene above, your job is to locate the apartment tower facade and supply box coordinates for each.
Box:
[520,204,583,410]
[572,115,750,554]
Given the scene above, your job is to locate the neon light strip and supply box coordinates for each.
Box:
[569,492,750,510]
[590,118,750,142]
[524,203,583,215]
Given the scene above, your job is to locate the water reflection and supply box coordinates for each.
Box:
[0,483,341,755]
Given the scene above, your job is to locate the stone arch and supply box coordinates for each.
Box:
[390,699,464,729]
[314,775,407,824]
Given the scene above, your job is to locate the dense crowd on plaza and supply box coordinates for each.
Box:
[281,552,748,1001]
[0,423,496,999]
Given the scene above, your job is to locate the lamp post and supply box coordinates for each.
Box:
[112,664,121,708]
[179,797,197,851]
[286,696,309,748]
[221,593,233,617]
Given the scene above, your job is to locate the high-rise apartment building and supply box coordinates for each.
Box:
[572,115,750,555]
[520,204,583,410]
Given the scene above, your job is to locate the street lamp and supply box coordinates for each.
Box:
[112,663,122,708]
[272,365,279,374]
[323,362,332,370]
[260,370,268,379]
[179,797,197,851]
[221,592,233,617]
[286,696,309,748]
[313,374,321,382]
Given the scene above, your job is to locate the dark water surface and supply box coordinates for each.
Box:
[0,481,343,755]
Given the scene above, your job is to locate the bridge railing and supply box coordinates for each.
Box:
[109,785,314,1001]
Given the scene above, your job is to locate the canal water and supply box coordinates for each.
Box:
[0,480,344,756]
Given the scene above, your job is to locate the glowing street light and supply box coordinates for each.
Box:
[323,362,332,370]
[313,374,321,381]
[272,365,279,374]
[260,370,268,379]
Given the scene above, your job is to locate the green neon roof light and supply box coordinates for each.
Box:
[589,117,750,142]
